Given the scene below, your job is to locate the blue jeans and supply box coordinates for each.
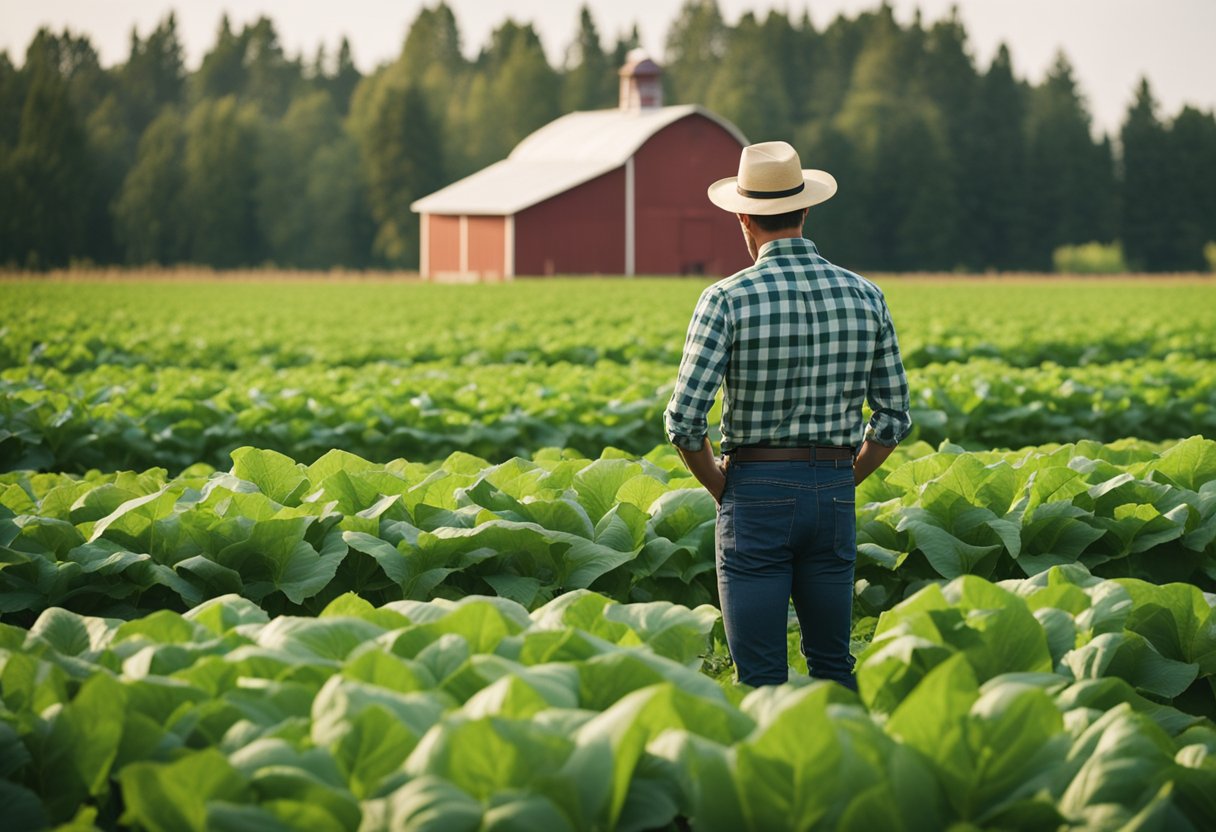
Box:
[716,458,858,689]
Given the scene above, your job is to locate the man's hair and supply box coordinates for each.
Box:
[748,209,806,233]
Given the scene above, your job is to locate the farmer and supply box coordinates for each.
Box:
[665,141,911,689]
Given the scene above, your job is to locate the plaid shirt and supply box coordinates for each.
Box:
[665,237,911,453]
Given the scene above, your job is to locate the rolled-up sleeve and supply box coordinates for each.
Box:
[865,303,912,446]
[665,287,731,451]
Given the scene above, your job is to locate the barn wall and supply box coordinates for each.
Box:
[633,114,750,277]
[427,214,462,278]
[515,167,626,276]
[466,216,507,280]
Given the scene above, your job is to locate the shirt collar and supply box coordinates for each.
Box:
[756,236,820,263]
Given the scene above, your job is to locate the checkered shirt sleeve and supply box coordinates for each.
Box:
[665,286,731,451]
[864,303,912,446]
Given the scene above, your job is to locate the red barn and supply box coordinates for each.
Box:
[411,53,751,280]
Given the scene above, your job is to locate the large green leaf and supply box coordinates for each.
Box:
[573,458,644,524]
[1063,631,1199,699]
[405,715,574,802]
[1057,705,1178,821]
[120,748,252,832]
[381,775,482,832]
[33,672,127,820]
[230,447,310,506]
[1149,437,1216,492]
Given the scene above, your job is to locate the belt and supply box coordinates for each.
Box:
[729,445,854,462]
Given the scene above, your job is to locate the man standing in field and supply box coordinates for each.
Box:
[665,141,912,689]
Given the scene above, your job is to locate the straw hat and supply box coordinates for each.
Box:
[708,141,837,215]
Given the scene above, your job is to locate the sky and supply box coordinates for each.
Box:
[2,0,1214,136]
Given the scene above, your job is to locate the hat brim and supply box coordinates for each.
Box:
[707,169,838,215]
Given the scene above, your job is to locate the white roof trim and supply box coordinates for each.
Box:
[411,105,748,216]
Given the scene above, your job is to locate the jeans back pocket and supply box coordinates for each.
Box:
[733,496,798,552]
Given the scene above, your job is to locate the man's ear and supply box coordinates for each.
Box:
[737,213,751,231]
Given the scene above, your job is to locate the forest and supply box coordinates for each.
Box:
[1,0,1213,273]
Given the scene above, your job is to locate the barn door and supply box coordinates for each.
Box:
[679,217,713,275]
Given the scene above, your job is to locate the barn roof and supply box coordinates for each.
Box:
[410,104,749,216]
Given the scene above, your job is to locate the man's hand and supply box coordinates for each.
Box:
[853,438,897,485]
[676,438,728,504]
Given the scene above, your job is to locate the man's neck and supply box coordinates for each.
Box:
[753,229,803,251]
[749,228,803,261]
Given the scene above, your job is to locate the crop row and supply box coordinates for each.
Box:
[1,438,1212,624]
[1,564,1212,831]
[854,435,1216,612]
[5,356,1215,473]
[6,279,1216,375]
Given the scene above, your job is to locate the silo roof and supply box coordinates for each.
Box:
[410,104,748,216]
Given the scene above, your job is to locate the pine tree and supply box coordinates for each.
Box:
[180,96,263,266]
[192,15,246,102]
[8,30,94,267]
[383,1,468,175]
[256,91,372,267]
[242,17,302,117]
[958,44,1030,270]
[114,109,186,263]
[915,11,974,265]
[1120,79,1175,271]
[352,81,445,267]
[799,121,868,267]
[705,13,792,142]
[1168,107,1216,270]
[328,38,361,114]
[562,6,613,112]
[460,21,559,171]
[119,14,184,136]
[766,10,817,129]
[832,11,957,269]
[0,51,24,148]
[664,0,728,105]
[1023,53,1113,269]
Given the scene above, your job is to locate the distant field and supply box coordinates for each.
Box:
[4,273,1215,471]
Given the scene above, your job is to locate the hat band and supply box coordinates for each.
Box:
[736,182,805,199]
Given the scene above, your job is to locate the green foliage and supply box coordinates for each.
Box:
[663,0,729,107]
[1023,54,1117,270]
[348,79,443,267]
[3,30,97,269]
[256,92,373,268]
[3,278,1216,472]
[561,5,615,113]
[2,437,1214,626]
[5,277,1215,372]
[117,13,184,135]
[0,573,1211,829]
[1122,82,1216,272]
[463,20,561,172]
[4,278,1216,472]
[1207,242,1216,273]
[853,436,1216,616]
[113,108,186,264]
[957,44,1030,270]
[181,96,263,266]
[1052,241,1128,274]
[3,355,1216,474]
[704,13,791,143]
[3,5,1214,271]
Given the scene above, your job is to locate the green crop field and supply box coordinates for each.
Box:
[2,274,1216,831]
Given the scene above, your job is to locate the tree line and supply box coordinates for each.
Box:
[1,0,1213,273]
